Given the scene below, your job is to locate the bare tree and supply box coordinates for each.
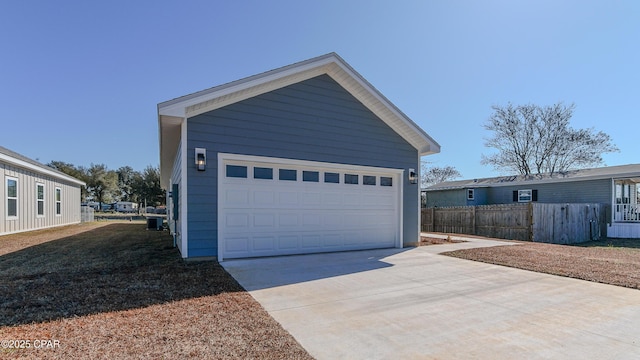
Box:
[420,162,462,187]
[481,102,618,176]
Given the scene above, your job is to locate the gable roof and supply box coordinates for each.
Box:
[426,164,640,191]
[158,53,440,188]
[0,146,86,186]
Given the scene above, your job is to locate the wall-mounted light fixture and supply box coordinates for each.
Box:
[195,148,206,171]
[408,168,417,184]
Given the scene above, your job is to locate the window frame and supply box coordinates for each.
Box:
[36,183,45,217]
[344,174,359,185]
[278,169,297,181]
[324,172,340,184]
[302,170,319,182]
[55,187,62,216]
[6,176,18,220]
[253,167,273,180]
[517,189,532,203]
[363,175,376,186]
[467,188,475,201]
[226,165,248,178]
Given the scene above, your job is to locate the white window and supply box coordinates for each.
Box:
[467,189,475,200]
[6,177,18,219]
[55,187,62,216]
[518,189,532,202]
[36,183,45,217]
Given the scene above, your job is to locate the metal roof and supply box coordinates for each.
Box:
[0,146,86,186]
[425,164,640,191]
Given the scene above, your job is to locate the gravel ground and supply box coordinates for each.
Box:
[0,222,312,359]
[442,238,640,289]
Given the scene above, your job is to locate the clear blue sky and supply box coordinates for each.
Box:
[1,0,638,179]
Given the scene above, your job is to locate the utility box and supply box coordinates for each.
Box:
[147,217,163,231]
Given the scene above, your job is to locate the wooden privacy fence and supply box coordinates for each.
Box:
[421,203,607,244]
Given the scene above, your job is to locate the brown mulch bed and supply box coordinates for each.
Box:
[0,222,312,359]
[442,239,640,289]
[419,235,466,246]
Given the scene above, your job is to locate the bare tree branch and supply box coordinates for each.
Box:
[482,102,619,175]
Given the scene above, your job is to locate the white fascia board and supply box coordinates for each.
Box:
[0,153,85,186]
[158,55,337,118]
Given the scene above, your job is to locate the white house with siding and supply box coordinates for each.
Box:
[1,146,85,236]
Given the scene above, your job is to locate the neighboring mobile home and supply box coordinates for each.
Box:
[423,164,640,238]
[158,53,440,260]
[1,146,85,235]
[115,201,138,213]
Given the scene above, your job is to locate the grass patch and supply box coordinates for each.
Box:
[0,222,312,359]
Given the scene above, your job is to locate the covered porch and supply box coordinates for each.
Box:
[609,177,640,238]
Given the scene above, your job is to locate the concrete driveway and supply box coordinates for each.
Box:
[222,237,640,359]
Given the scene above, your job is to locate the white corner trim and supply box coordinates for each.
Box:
[399,169,405,248]
[217,152,225,262]
[180,119,189,258]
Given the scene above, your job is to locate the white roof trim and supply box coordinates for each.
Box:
[0,152,86,186]
[158,53,440,187]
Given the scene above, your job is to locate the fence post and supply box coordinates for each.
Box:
[430,207,435,232]
[471,206,476,235]
[528,202,534,241]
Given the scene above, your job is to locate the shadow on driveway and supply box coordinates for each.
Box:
[222,247,412,291]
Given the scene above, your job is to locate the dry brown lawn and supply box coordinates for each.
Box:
[442,238,640,289]
[0,222,312,359]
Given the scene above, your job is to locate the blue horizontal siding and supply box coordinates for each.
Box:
[487,179,612,204]
[186,74,419,257]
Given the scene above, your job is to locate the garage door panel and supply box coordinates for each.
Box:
[225,236,250,253]
[323,234,343,247]
[278,213,299,227]
[220,156,400,259]
[302,214,322,226]
[279,192,299,205]
[253,236,275,251]
[225,213,249,228]
[253,213,275,227]
[226,190,249,205]
[323,193,343,206]
[302,235,322,248]
[278,235,299,250]
[254,191,275,205]
[303,193,322,205]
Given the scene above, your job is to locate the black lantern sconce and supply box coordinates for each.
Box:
[195,148,206,171]
[408,168,417,184]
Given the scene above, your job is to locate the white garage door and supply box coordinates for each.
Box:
[218,154,402,260]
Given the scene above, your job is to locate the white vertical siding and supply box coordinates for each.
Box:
[608,223,640,238]
[1,161,82,236]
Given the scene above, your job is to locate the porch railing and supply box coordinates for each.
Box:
[614,204,640,222]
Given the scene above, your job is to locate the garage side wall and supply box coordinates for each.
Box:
[186,74,419,257]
